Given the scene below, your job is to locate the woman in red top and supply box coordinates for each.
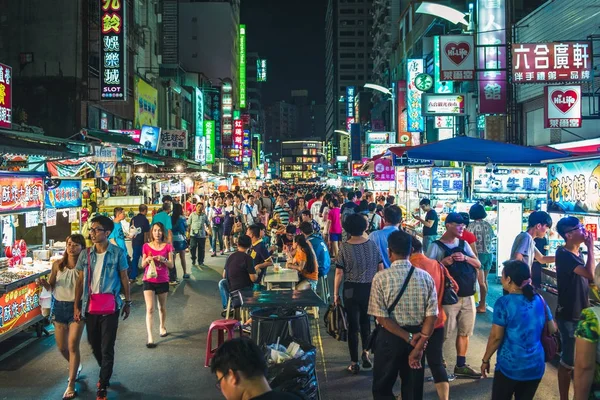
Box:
[459,212,478,256]
[142,222,175,348]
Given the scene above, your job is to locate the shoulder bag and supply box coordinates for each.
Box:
[440,263,459,305]
[87,249,117,315]
[538,294,559,362]
[366,266,415,352]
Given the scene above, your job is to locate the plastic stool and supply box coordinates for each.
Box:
[205,319,242,367]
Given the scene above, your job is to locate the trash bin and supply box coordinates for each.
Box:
[251,308,311,347]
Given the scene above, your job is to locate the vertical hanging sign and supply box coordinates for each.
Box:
[204,120,216,164]
[0,63,12,129]
[434,36,455,139]
[406,59,424,132]
[239,25,246,109]
[100,0,126,100]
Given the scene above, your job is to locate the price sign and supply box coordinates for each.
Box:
[585,223,597,241]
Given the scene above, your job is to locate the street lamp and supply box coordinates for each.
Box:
[364,83,396,137]
[415,2,469,26]
[334,130,350,136]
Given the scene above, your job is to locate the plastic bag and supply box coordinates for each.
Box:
[264,339,318,400]
[146,258,158,279]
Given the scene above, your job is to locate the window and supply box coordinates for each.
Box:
[340,75,355,80]
[357,64,364,69]
[340,64,356,69]
[358,75,364,80]
[358,9,364,14]
[340,53,356,58]
[358,30,365,36]
[339,31,355,36]
[340,42,356,48]
[340,9,356,14]
[340,86,346,91]
[192,35,197,40]
[341,19,356,25]
[357,53,364,58]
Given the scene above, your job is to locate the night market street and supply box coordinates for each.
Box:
[0,250,565,400]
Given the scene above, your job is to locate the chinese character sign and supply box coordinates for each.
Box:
[422,94,466,116]
[195,88,204,137]
[194,136,206,164]
[346,86,355,118]
[239,25,246,108]
[418,168,432,192]
[477,0,507,114]
[512,42,592,83]
[45,179,82,209]
[233,119,244,153]
[257,59,267,82]
[374,158,395,181]
[0,62,12,128]
[440,35,475,81]
[472,166,547,195]
[0,280,44,336]
[159,130,188,150]
[431,168,464,194]
[134,77,157,128]
[100,0,126,100]
[406,59,424,132]
[0,174,44,213]
[544,85,582,128]
[547,160,600,216]
[407,169,418,191]
[221,80,233,146]
[204,120,216,164]
[352,163,369,177]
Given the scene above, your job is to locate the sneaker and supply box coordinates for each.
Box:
[229,247,235,253]
[361,352,372,370]
[220,250,225,255]
[96,388,107,400]
[454,364,482,379]
[428,373,456,382]
[211,253,217,257]
[183,274,190,279]
[169,280,179,286]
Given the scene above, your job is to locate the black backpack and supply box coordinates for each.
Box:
[434,240,477,297]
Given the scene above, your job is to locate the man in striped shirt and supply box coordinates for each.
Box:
[368,230,438,400]
[274,195,291,226]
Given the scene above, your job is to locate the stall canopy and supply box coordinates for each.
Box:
[0,136,78,158]
[387,136,573,164]
[83,129,142,149]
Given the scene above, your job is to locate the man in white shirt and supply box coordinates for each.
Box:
[243,195,259,226]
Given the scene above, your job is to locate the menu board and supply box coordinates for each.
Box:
[431,168,464,194]
[417,168,432,192]
[548,159,600,216]
[0,280,44,336]
[473,166,547,195]
[0,174,44,214]
[407,169,418,191]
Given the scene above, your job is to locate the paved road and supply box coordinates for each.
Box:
[0,251,566,399]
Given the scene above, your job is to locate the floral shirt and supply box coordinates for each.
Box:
[575,307,600,399]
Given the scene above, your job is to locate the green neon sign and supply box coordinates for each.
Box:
[204,120,216,164]
[239,25,246,109]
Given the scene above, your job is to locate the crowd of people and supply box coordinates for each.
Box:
[39,182,600,400]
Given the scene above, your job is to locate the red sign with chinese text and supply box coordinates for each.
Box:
[0,175,44,213]
[512,42,592,83]
[544,85,582,128]
[586,224,597,242]
[0,63,12,129]
[374,158,395,182]
[233,119,244,162]
[0,280,44,336]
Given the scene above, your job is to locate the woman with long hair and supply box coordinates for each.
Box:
[294,197,307,224]
[325,198,342,258]
[171,203,190,280]
[39,234,87,400]
[333,214,383,374]
[480,260,557,400]
[142,222,175,347]
[287,234,318,291]
[209,197,226,256]
[222,197,235,253]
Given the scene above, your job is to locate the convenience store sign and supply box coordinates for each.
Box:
[0,280,43,336]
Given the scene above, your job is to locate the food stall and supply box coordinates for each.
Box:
[44,178,83,253]
[0,172,52,342]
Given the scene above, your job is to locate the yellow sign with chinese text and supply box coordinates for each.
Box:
[134,77,158,129]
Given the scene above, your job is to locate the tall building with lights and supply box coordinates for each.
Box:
[325,0,374,160]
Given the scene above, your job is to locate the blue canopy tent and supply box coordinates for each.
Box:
[386,136,573,164]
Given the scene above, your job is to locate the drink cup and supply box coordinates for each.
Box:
[274,263,281,273]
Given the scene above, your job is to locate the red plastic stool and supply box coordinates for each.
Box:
[205,319,242,367]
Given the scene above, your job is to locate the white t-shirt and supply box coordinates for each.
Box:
[91,252,107,294]
[426,238,476,262]
[310,201,323,224]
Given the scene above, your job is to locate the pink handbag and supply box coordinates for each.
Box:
[87,249,116,315]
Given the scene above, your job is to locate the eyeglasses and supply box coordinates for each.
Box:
[89,228,106,233]
[215,374,225,390]
[563,224,584,234]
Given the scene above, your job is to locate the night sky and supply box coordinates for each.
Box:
[241,0,326,105]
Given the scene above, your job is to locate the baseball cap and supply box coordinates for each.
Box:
[445,212,465,225]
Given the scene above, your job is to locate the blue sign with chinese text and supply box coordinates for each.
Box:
[45,179,82,209]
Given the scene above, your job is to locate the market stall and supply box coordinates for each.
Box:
[0,172,52,343]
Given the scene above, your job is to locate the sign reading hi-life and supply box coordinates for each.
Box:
[239,25,246,108]
[204,120,216,164]
[100,0,126,100]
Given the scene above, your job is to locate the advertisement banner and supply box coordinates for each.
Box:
[0,174,44,213]
[544,85,582,128]
[418,168,432,192]
[431,168,464,194]
[366,132,389,144]
[396,167,406,190]
[434,36,454,139]
[374,158,395,181]
[221,80,233,146]
[25,211,41,228]
[407,168,418,191]
[477,0,507,114]
[396,81,408,143]
[194,136,206,164]
[158,130,188,150]
[46,208,57,227]
[406,60,424,132]
[139,125,161,152]
[586,223,598,241]
[108,129,140,142]
[352,162,369,177]
[257,59,267,82]
[95,162,116,178]
[239,25,246,108]
[0,280,44,336]
[233,119,244,158]
[473,166,548,195]
[91,147,122,163]
[548,159,600,216]
[369,144,393,158]
[45,179,82,209]
[512,42,592,83]
[195,88,204,137]
[393,155,433,168]
[350,123,361,161]
[346,86,356,120]
[134,77,157,129]
[100,0,126,100]
[422,94,466,116]
[0,62,12,129]
[204,120,216,164]
[440,35,475,81]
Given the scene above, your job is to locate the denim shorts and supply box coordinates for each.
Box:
[329,233,342,242]
[557,318,577,369]
[173,240,188,252]
[52,300,76,325]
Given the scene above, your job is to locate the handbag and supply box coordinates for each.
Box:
[440,263,459,305]
[538,294,559,362]
[87,249,116,315]
[323,303,349,342]
[366,266,415,351]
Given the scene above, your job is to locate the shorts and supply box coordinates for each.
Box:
[329,233,342,242]
[173,240,188,252]
[143,281,170,294]
[479,253,493,272]
[557,318,577,369]
[223,224,233,236]
[443,295,476,338]
[52,299,76,325]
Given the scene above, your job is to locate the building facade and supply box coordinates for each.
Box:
[265,101,298,159]
[280,140,324,180]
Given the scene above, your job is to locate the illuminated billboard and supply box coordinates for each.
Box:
[239,25,246,108]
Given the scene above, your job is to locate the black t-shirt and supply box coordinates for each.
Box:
[555,246,589,321]
[250,241,272,281]
[251,390,304,400]
[423,209,438,236]
[130,214,150,246]
[225,251,256,291]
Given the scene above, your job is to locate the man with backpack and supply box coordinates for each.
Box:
[426,212,482,379]
[258,189,274,215]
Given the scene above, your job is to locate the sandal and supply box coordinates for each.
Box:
[160,331,169,337]
[146,342,157,348]
[347,363,360,375]
[62,387,77,400]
